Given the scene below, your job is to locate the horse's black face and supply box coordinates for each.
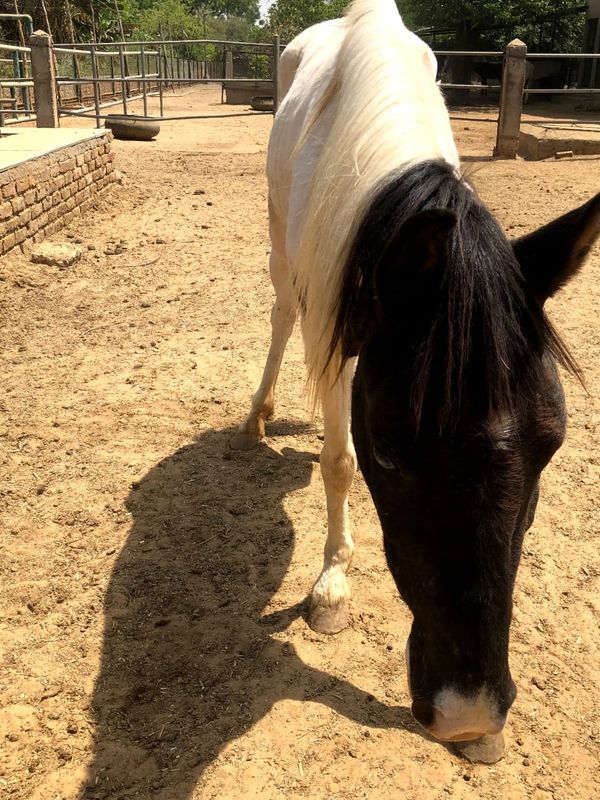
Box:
[352,343,566,742]
[333,174,598,741]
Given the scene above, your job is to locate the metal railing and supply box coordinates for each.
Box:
[3,30,600,160]
[0,40,35,124]
[51,37,282,126]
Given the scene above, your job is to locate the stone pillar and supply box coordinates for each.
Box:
[29,30,59,128]
[494,39,527,159]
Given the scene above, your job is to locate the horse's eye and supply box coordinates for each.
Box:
[373,444,400,471]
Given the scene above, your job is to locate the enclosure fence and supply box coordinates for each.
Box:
[52,36,283,126]
[1,30,599,159]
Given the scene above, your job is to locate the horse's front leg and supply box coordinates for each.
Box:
[308,361,357,634]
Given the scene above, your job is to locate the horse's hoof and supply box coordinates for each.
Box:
[308,598,350,634]
[229,429,262,451]
[454,732,505,764]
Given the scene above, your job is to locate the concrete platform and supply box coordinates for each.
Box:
[518,121,600,160]
[0,127,108,172]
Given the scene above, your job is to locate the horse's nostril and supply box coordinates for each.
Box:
[411,699,436,729]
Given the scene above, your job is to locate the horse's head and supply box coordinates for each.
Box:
[347,183,600,742]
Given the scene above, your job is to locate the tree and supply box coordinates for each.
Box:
[267,0,347,41]
[397,0,586,52]
[189,0,260,26]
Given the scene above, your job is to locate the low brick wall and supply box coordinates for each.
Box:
[0,131,115,256]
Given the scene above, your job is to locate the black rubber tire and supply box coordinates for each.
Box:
[250,96,274,112]
[105,115,160,141]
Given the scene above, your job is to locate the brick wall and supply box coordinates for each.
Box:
[0,131,115,257]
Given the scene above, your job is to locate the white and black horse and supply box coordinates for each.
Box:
[232,0,600,755]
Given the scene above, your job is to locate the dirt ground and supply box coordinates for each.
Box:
[1,86,599,800]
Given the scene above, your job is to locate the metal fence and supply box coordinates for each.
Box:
[52,37,282,125]
[2,30,599,159]
[0,35,282,126]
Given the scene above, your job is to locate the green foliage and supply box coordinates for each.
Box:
[397,0,586,52]
[130,0,204,39]
[267,0,347,41]
[189,0,260,25]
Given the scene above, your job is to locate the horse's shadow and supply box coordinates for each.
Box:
[82,425,422,799]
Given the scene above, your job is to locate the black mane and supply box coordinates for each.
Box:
[329,160,578,430]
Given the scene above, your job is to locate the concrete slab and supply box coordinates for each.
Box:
[518,121,600,160]
[0,127,108,172]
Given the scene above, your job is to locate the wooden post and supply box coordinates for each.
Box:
[29,30,59,127]
[494,38,527,159]
[273,35,280,115]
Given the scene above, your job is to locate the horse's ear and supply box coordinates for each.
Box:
[513,191,600,303]
[375,210,457,307]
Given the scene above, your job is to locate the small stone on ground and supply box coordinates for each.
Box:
[30,242,82,268]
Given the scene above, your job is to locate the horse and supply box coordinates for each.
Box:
[231,0,600,756]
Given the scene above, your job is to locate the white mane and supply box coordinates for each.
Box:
[277,0,459,404]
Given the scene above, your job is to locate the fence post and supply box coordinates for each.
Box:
[29,30,59,127]
[225,48,233,79]
[494,38,527,159]
[272,35,280,115]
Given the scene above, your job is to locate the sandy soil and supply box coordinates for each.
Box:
[1,86,599,800]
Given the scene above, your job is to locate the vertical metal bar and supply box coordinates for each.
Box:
[11,51,18,117]
[158,44,164,117]
[110,53,115,97]
[137,51,141,95]
[591,22,600,88]
[141,44,147,116]
[273,35,281,115]
[18,52,28,111]
[73,51,82,105]
[119,45,128,114]
[90,43,101,127]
